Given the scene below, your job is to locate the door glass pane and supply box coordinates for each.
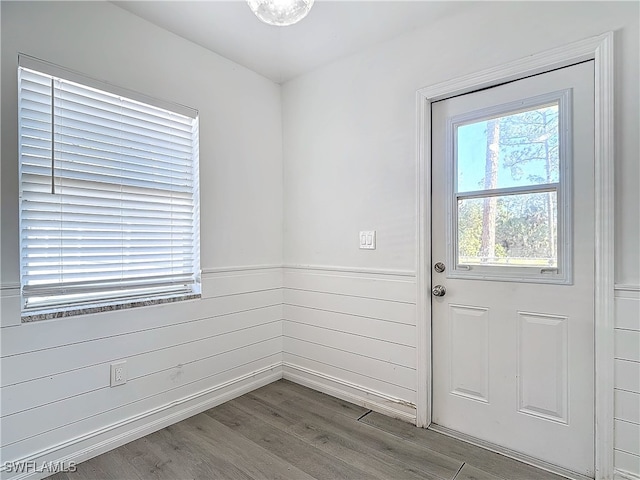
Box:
[457,191,557,267]
[457,103,559,193]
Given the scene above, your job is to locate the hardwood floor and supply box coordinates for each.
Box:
[48,380,566,480]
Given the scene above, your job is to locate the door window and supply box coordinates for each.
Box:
[447,90,572,283]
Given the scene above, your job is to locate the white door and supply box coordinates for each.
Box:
[431,61,595,477]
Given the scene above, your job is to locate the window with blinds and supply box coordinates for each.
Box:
[18,60,201,316]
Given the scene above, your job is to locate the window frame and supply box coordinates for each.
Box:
[445,89,573,285]
[18,55,202,318]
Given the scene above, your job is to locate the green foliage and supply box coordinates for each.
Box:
[458,200,483,258]
[499,106,559,185]
[458,193,555,264]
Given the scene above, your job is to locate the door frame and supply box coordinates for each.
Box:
[415,32,615,479]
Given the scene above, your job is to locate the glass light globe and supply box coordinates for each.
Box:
[247,0,315,26]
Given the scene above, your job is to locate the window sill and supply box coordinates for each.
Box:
[21,294,201,323]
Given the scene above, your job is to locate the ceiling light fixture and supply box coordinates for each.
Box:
[247,0,315,26]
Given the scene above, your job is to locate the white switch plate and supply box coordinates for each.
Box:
[110,361,127,387]
[359,230,376,250]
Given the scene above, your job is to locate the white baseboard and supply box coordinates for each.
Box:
[2,363,283,480]
[616,469,640,480]
[282,362,416,423]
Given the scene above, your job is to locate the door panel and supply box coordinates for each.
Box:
[449,304,490,403]
[431,61,595,477]
[516,311,569,423]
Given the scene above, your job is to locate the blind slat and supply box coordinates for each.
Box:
[23,254,195,264]
[56,88,193,133]
[22,201,193,216]
[53,118,192,155]
[54,106,193,148]
[23,276,195,298]
[23,265,194,282]
[57,80,194,126]
[54,133,194,169]
[22,178,193,203]
[52,151,193,183]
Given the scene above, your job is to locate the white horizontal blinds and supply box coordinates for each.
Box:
[19,67,200,311]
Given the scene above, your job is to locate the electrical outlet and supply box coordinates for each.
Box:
[110,361,127,387]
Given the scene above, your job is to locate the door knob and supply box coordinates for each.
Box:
[432,285,446,297]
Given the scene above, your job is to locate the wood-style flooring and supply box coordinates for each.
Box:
[48,380,566,480]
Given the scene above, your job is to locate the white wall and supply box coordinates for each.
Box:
[282,1,639,477]
[0,2,283,477]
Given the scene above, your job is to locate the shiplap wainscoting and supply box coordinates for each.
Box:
[614,285,640,480]
[281,266,418,422]
[1,269,637,480]
[0,267,283,480]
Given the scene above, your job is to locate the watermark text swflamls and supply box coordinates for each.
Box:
[2,461,77,474]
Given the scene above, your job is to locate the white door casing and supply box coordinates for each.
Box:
[415,32,614,480]
[431,61,594,476]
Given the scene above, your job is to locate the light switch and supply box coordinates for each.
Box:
[359,230,376,249]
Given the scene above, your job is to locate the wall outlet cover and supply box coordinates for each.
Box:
[110,361,127,387]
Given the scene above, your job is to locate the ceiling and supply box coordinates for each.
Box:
[113,1,470,83]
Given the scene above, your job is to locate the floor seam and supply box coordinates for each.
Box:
[356,410,373,422]
[452,462,465,479]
